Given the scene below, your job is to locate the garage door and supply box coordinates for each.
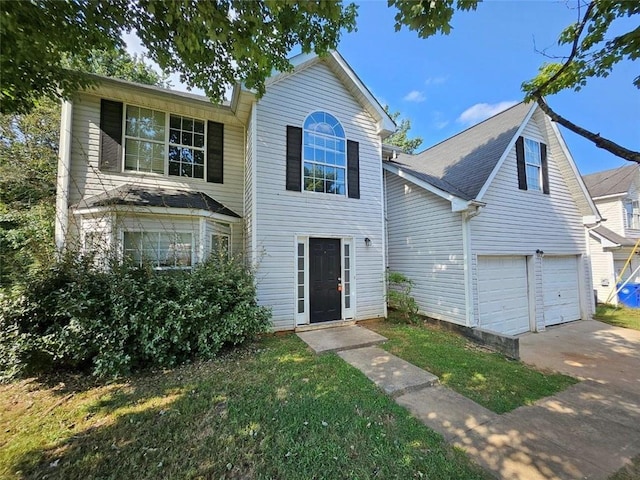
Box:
[543,256,580,327]
[477,256,530,335]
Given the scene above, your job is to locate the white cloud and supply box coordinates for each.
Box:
[457,101,518,125]
[424,76,447,86]
[403,90,426,103]
[431,111,449,130]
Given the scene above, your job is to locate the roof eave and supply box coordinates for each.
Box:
[383,162,469,210]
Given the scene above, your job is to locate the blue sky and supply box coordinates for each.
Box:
[337,1,638,175]
[126,1,638,175]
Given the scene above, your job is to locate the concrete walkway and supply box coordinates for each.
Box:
[297,320,640,480]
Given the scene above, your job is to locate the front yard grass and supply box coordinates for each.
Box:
[0,334,489,480]
[367,314,577,414]
[594,304,640,331]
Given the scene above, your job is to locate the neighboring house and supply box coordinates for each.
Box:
[383,102,600,336]
[583,164,640,305]
[55,51,395,331]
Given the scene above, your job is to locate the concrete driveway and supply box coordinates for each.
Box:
[454,319,640,480]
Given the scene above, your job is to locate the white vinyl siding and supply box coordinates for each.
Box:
[244,104,255,262]
[471,110,592,326]
[477,256,530,335]
[589,235,617,305]
[253,61,386,330]
[596,198,626,236]
[385,172,467,325]
[68,91,245,221]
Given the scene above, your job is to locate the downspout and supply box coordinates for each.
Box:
[584,218,605,308]
[461,202,484,327]
[55,99,73,255]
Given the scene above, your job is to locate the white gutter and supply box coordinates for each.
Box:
[55,99,73,254]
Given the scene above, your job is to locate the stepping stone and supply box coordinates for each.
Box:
[338,346,438,396]
[296,325,386,354]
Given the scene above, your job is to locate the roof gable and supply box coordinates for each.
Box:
[386,102,533,201]
[582,164,638,199]
[265,50,395,137]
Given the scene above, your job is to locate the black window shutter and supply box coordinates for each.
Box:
[515,136,527,191]
[207,121,224,183]
[286,126,302,191]
[99,99,123,172]
[347,140,360,199]
[541,142,550,194]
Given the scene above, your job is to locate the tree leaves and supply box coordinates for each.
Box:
[1,0,358,114]
[383,106,423,154]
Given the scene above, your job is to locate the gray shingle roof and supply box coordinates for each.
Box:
[582,164,638,199]
[591,225,637,247]
[75,185,241,218]
[386,102,533,201]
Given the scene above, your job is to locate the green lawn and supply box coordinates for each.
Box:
[0,334,489,480]
[594,304,640,331]
[367,316,577,414]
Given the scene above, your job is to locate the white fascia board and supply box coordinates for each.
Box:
[548,118,601,220]
[475,103,538,202]
[583,215,599,225]
[593,192,627,201]
[383,162,468,211]
[329,51,396,135]
[73,205,242,223]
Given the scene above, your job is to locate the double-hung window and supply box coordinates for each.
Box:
[303,111,346,195]
[125,106,166,174]
[210,222,231,258]
[124,106,206,179]
[524,138,542,191]
[626,200,640,229]
[123,231,193,269]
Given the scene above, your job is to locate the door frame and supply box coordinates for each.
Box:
[294,235,355,326]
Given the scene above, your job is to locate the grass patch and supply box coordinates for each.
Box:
[367,315,577,414]
[609,454,640,480]
[594,304,640,331]
[0,335,489,480]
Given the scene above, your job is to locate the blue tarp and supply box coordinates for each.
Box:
[617,283,640,308]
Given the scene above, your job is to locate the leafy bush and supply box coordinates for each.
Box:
[386,271,419,323]
[0,254,271,380]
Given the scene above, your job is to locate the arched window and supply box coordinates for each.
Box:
[303,111,346,195]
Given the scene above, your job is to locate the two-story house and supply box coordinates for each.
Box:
[56,50,601,337]
[55,51,395,331]
[583,164,640,305]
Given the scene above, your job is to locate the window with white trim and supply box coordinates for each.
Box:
[124,106,206,179]
[625,200,640,229]
[344,243,351,309]
[123,231,193,269]
[210,222,231,258]
[524,138,542,191]
[125,106,165,174]
[169,115,205,179]
[297,242,305,314]
[303,111,346,195]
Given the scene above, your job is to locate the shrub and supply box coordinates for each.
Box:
[386,271,419,323]
[0,253,271,380]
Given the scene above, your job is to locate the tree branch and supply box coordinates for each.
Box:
[532,1,595,96]
[534,95,640,163]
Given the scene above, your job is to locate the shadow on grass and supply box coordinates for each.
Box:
[6,335,489,480]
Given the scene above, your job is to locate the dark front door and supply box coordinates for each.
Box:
[309,238,342,323]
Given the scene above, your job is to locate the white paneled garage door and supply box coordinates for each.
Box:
[543,256,580,327]
[477,256,530,335]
